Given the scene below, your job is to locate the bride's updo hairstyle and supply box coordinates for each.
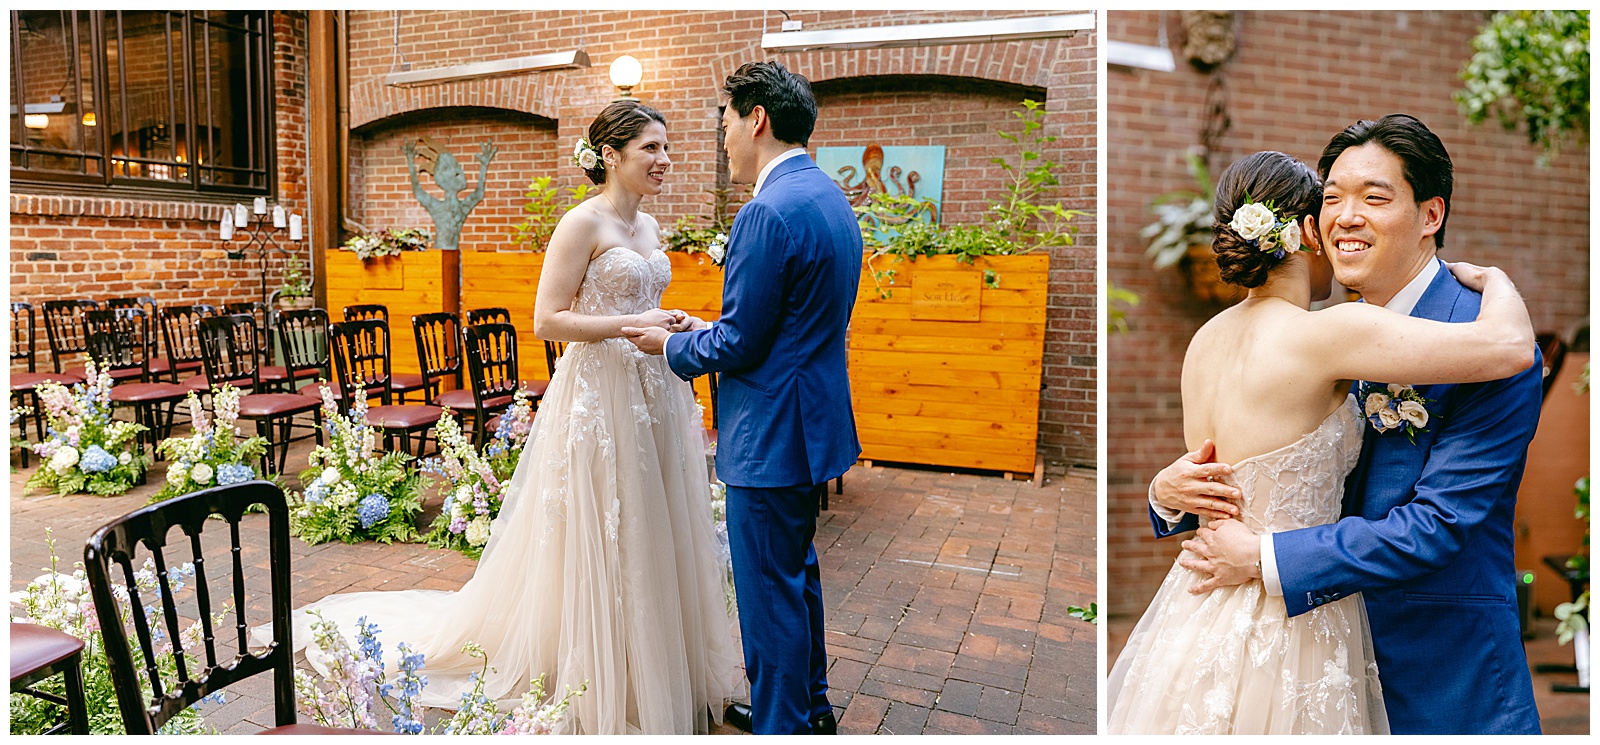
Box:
[1212,151,1322,288]
[581,100,666,185]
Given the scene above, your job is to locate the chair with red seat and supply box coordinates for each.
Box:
[11,302,85,467]
[464,307,551,404]
[329,319,442,456]
[9,622,89,734]
[83,308,189,463]
[342,305,427,402]
[461,323,528,448]
[225,301,311,391]
[276,308,337,400]
[42,299,100,378]
[157,305,216,391]
[412,311,463,405]
[197,315,323,475]
[82,480,395,735]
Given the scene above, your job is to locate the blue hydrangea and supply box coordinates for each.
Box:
[304,482,327,505]
[79,445,117,473]
[215,463,255,486]
[357,493,390,529]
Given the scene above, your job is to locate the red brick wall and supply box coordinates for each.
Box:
[343,10,1098,469]
[1106,11,1591,615]
[10,11,311,372]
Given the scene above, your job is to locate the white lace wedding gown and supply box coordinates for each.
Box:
[1105,395,1389,734]
[288,246,741,734]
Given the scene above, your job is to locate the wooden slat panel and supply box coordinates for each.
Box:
[851,302,1047,324]
[851,380,1043,407]
[848,332,1042,357]
[849,395,1039,424]
[849,318,1044,341]
[848,348,1042,375]
[857,440,1035,473]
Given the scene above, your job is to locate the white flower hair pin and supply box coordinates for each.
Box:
[572,138,600,171]
[1359,382,1436,443]
[1229,198,1306,261]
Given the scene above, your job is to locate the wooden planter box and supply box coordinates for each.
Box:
[849,253,1048,476]
[323,249,458,378]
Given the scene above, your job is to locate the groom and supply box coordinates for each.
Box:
[623,61,862,735]
[1149,115,1543,734]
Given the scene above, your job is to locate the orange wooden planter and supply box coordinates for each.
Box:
[323,249,458,378]
[849,253,1048,476]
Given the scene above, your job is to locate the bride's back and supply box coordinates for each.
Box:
[1182,300,1349,465]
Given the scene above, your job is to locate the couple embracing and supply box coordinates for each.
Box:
[293,61,859,735]
[1107,115,1544,735]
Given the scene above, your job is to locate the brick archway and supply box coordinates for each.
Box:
[705,37,1064,94]
[348,72,565,131]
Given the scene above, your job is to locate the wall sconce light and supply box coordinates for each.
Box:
[81,112,96,127]
[24,114,49,129]
[609,55,642,100]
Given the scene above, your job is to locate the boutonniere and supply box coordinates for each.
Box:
[707,232,728,266]
[1358,382,1436,443]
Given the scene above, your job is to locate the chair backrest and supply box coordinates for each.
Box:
[463,307,509,326]
[343,304,388,324]
[197,314,264,389]
[11,301,36,372]
[159,305,214,371]
[84,308,153,379]
[224,302,271,359]
[83,480,296,734]
[42,299,99,372]
[544,340,567,379]
[412,311,462,392]
[464,322,520,407]
[275,307,333,383]
[329,319,394,405]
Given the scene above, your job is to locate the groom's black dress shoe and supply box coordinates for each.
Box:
[722,703,838,734]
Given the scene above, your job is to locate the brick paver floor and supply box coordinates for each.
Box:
[9,429,1096,735]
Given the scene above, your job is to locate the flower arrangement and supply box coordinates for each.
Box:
[1142,148,1215,270]
[419,389,536,558]
[151,385,271,504]
[8,531,215,734]
[571,138,600,171]
[1227,199,1305,260]
[1456,10,1589,166]
[288,386,425,545]
[294,612,583,735]
[25,360,150,497]
[341,227,432,261]
[1359,382,1435,442]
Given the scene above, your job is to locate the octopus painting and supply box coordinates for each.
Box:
[832,144,940,222]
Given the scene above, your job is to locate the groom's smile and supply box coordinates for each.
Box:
[1319,142,1441,306]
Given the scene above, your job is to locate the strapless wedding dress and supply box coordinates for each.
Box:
[1106,395,1388,734]
[288,247,740,734]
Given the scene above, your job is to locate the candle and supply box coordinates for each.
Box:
[220,213,234,240]
[289,213,303,241]
[273,204,287,228]
[234,203,248,227]
[254,197,267,215]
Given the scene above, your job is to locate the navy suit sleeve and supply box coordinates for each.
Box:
[1272,354,1543,618]
[1149,505,1199,538]
[665,201,791,381]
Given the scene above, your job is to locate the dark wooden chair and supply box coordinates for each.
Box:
[82,480,393,735]
[156,305,214,391]
[11,302,85,466]
[461,323,526,448]
[463,307,509,326]
[9,622,89,734]
[341,304,427,402]
[197,315,323,475]
[84,308,189,462]
[465,307,550,403]
[42,298,100,378]
[412,311,463,405]
[276,308,338,402]
[544,341,567,380]
[329,319,442,456]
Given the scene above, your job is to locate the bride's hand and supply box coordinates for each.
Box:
[665,309,693,333]
[632,309,676,331]
[1446,261,1508,293]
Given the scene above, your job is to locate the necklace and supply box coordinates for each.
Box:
[602,191,639,237]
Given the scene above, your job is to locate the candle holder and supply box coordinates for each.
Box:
[219,203,305,309]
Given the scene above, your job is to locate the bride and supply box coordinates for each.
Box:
[1104,151,1533,734]
[289,101,740,734]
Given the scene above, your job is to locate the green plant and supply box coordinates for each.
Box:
[1141,149,1214,270]
[1456,10,1589,166]
[341,228,431,260]
[287,387,424,545]
[1108,282,1141,334]
[854,100,1083,298]
[279,255,312,300]
[662,187,733,263]
[509,177,592,251]
[1065,602,1097,624]
[151,386,273,503]
[25,360,150,497]
[420,390,535,558]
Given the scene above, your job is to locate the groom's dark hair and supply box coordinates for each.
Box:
[1318,114,1453,249]
[722,61,817,147]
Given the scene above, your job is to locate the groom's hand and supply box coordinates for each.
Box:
[1179,519,1261,594]
[621,325,670,355]
[1151,440,1243,521]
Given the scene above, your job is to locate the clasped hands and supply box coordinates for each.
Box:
[621,308,707,355]
[1152,440,1263,595]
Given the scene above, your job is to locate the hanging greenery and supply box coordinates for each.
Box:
[1456,10,1589,166]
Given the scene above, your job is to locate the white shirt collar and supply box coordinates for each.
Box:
[752,148,808,197]
[1382,257,1442,315]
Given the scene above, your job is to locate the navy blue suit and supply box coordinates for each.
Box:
[666,152,862,734]
[1152,261,1543,733]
